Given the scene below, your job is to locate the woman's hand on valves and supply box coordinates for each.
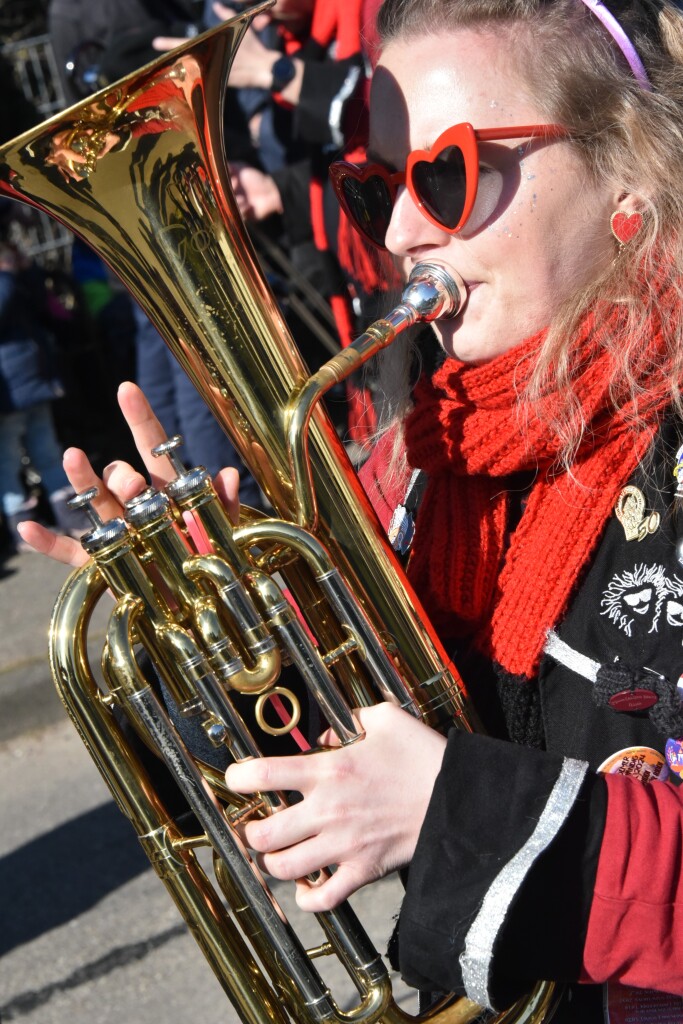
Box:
[17,382,241,566]
[225,702,447,912]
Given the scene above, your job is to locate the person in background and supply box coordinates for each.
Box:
[201,0,313,177]
[156,0,390,442]
[223,0,390,443]
[0,241,87,551]
[47,0,265,507]
[132,305,264,508]
[48,0,203,103]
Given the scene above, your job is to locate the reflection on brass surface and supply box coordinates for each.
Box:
[0,6,556,1024]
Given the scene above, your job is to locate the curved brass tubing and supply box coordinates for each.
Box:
[185,553,281,694]
[13,5,559,1019]
[49,563,291,1024]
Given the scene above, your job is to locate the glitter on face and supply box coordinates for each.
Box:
[488,224,514,237]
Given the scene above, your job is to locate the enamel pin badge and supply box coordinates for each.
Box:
[614,485,660,542]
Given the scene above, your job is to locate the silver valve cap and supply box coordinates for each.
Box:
[152,434,210,501]
[68,486,128,551]
[124,487,172,528]
[152,435,189,477]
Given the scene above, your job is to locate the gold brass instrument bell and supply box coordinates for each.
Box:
[0,4,557,1022]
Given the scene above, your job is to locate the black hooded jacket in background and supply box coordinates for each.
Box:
[48,0,203,103]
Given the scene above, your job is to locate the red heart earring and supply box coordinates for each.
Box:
[610,210,643,250]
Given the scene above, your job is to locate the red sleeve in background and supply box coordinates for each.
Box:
[357,427,408,531]
[582,773,683,995]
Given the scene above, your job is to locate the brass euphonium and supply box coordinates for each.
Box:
[0,5,557,1023]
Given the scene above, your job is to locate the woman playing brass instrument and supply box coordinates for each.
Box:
[21,0,683,1019]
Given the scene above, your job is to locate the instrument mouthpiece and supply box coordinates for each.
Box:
[402,263,466,321]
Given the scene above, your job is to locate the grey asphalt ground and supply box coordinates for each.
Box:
[0,546,113,742]
[0,549,82,742]
[0,547,415,1024]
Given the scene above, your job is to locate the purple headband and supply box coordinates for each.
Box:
[578,0,652,90]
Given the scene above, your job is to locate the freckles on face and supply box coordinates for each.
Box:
[485,146,537,234]
[370,31,615,361]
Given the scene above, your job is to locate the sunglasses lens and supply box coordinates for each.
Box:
[412,145,467,230]
[340,174,393,247]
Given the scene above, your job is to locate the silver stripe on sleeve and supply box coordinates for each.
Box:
[328,66,362,149]
[459,756,588,1010]
[544,629,600,683]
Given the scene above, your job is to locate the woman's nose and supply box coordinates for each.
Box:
[384,184,450,256]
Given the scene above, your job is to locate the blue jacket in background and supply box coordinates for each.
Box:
[0,266,64,414]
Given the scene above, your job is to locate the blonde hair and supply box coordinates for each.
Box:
[370,0,683,471]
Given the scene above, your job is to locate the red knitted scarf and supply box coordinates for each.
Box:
[404,306,673,679]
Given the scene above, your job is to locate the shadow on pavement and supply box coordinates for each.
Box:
[0,800,150,955]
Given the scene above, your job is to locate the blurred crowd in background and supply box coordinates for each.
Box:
[0,0,395,556]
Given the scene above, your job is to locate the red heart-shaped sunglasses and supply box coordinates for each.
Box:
[329,122,569,249]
